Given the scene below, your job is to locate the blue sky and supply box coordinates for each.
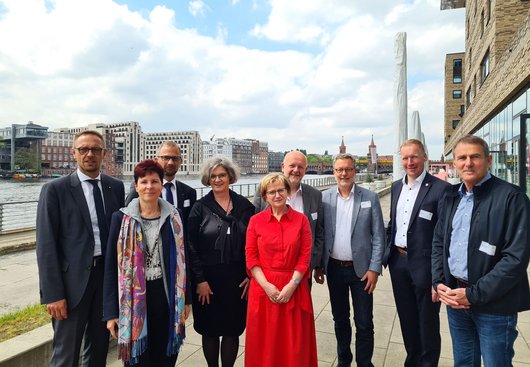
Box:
[0,0,465,158]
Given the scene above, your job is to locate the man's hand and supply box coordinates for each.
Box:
[436,284,470,309]
[361,270,379,294]
[196,282,213,305]
[47,299,68,320]
[313,268,325,284]
[431,287,440,302]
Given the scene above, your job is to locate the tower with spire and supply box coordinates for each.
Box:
[339,136,346,154]
[367,135,377,173]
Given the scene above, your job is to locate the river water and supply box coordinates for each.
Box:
[0,174,331,203]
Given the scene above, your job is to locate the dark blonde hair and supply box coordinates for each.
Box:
[260,173,291,200]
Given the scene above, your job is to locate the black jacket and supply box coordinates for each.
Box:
[432,175,530,314]
[187,190,255,284]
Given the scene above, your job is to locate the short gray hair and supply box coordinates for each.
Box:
[199,156,240,186]
[454,135,490,157]
[334,153,356,166]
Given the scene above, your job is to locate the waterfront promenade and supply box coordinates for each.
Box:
[1,193,530,366]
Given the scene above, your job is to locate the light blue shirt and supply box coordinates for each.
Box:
[448,172,491,281]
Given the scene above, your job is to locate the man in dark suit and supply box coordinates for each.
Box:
[253,150,324,277]
[36,130,125,366]
[125,141,197,226]
[384,139,449,367]
[316,153,385,367]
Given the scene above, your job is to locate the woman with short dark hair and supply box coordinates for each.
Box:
[103,159,190,366]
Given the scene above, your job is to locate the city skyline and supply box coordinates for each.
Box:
[0,1,465,158]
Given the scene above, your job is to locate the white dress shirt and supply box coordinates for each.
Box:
[394,170,426,249]
[163,178,179,206]
[77,170,105,257]
[331,186,355,261]
[287,184,304,214]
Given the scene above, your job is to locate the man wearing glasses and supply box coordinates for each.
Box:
[317,153,385,367]
[36,130,125,366]
[126,141,196,225]
[252,150,324,283]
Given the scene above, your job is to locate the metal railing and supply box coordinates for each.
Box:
[0,176,338,233]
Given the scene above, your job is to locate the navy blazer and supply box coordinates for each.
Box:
[36,172,125,310]
[384,172,449,289]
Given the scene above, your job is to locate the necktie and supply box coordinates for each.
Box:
[88,179,109,248]
[164,182,174,205]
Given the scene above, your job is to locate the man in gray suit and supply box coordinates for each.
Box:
[37,130,125,366]
[315,153,385,367]
[253,150,324,278]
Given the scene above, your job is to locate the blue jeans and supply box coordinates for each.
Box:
[326,260,374,367]
[447,306,518,367]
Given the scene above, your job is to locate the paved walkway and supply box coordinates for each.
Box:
[1,194,530,366]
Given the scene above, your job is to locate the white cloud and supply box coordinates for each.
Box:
[188,0,208,18]
[0,0,465,158]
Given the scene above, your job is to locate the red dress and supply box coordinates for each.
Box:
[245,207,318,367]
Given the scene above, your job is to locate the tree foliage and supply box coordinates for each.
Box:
[14,147,39,172]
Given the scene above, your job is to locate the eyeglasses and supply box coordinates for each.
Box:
[159,155,182,162]
[266,188,287,197]
[210,173,228,181]
[334,168,355,174]
[75,147,104,155]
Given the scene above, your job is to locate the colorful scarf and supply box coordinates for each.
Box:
[116,209,187,364]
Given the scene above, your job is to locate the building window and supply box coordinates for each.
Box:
[466,87,473,107]
[481,51,490,84]
[469,47,472,70]
[453,59,462,83]
[460,104,465,117]
[452,120,460,129]
[453,90,462,99]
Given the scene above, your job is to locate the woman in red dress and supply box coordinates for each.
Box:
[245,173,318,367]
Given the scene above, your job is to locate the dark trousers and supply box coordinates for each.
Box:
[50,258,109,367]
[389,251,441,367]
[126,278,178,367]
[326,260,374,367]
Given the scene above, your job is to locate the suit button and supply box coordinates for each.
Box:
[87,265,91,270]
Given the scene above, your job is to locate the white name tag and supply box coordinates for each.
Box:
[311,212,318,220]
[479,241,496,256]
[184,199,190,207]
[419,209,433,221]
[361,201,371,208]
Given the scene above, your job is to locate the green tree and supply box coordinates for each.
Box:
[14,147,39,172]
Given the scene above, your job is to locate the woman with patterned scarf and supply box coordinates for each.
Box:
[103,159,190,366]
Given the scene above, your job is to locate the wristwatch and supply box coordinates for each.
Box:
[292,277,300,285]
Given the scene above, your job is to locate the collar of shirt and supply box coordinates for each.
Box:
[458,172,492,197]
[266,205,295,222]
[163,178,177,186]
[77,169,102,182]
[335,184,355,199]
[401,169,426,188]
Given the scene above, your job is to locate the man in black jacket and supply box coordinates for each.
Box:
[126,141,196,226]
[432,135,530,366]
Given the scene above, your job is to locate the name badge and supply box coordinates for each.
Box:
[419,210,433,221]
[311,212,318,220]
[184,199,190,207]
[479,241,496,256]
[361,201,371,208]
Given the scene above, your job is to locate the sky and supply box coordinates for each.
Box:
[0,0,465,158]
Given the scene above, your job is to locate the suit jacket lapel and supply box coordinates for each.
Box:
[176,181,184,209]
[391,181,402,227]
[69,172,93,234]
[330,191,338,237]
[350,186,362,234]
[100,175,116,224]
[301,183,311,217]
[408,173,433,229]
